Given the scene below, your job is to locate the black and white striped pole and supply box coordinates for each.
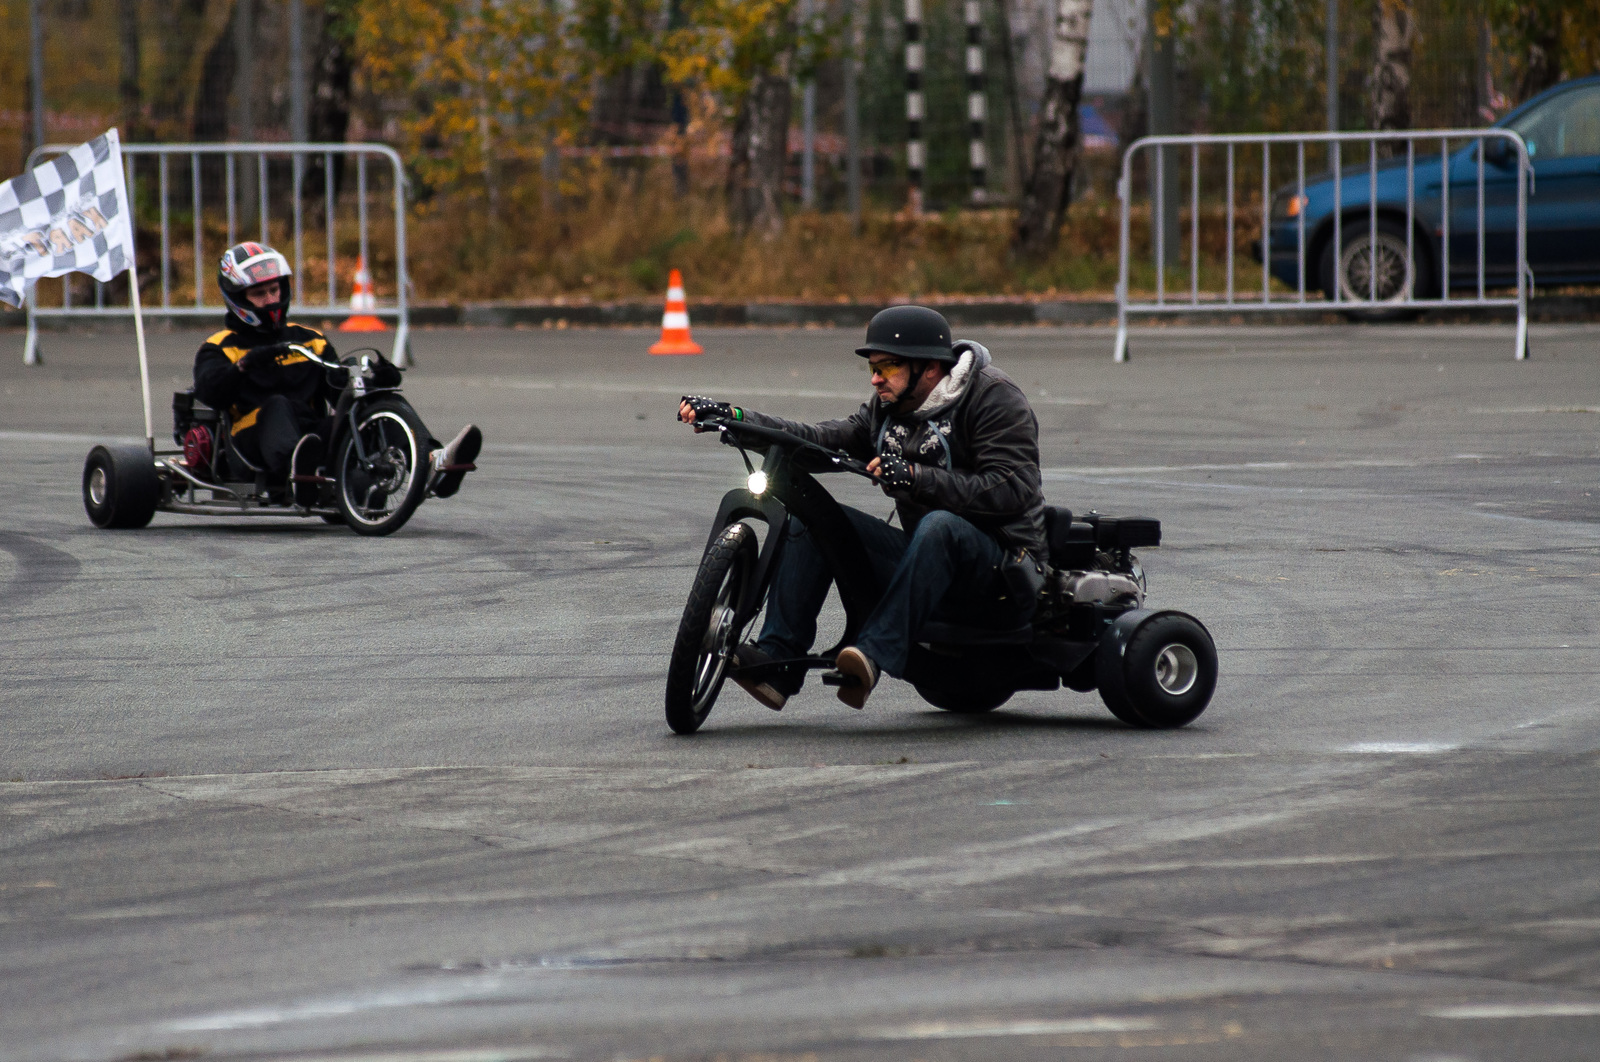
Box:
[905,0,924,213]
[965,0,987,204]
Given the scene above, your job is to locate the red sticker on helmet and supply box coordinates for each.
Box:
[246,260,283,283]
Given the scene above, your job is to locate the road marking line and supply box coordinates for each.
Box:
[248,1052,564,1062]
[0,430,142,444]
[163,977,513,1031]
[1341,742,1458,754]
[1043,458,1419,477]
[863,1017,1161,1039]
[1425,1003,1600,1019]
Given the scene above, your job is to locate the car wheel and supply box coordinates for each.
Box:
[1320,217,1430,320]
[83,444,161,529]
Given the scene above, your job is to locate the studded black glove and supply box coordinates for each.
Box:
[874,452,916,492]
[681,395,735,423]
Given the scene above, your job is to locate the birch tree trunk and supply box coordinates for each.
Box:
[727,71,793,238]
[1367,0,1415,131]
[1012,0,1092,258]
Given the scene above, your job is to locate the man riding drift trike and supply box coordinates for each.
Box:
[667,305,1217,733]
[82,241,481,535]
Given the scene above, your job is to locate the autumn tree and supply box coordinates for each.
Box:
[1012,0,1092,258]
[357,0,583,212]
[1368,0,1415,130]
[664,0,815,236]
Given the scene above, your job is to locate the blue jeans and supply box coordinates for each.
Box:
[754,506,1028,689]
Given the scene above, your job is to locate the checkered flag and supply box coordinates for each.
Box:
[0,129,135,309]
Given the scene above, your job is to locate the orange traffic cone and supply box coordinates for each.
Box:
[649,269,702,355]
[339,256,388,332]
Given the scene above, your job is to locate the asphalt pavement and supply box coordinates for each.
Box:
[3,320,1600,1061]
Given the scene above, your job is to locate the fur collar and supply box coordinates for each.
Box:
[909,340,992,420]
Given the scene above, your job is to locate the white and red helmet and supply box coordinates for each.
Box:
[218,242,292,330]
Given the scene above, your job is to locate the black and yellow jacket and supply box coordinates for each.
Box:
[193,318,339,434]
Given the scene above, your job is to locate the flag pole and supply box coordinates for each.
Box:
[127,264,154,452]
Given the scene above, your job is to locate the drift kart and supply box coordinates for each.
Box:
[82,344,470,536]
[665,415,1218,732]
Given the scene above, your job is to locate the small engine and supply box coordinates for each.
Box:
[1051,568,1144,609]
[182,424,214,475]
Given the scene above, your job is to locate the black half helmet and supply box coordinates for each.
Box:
[855,305,957,363]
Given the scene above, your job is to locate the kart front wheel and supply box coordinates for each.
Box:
[665,522,758,734]
[335,399,429,536]
[1099,613,1217,729]
[83,444,160,529]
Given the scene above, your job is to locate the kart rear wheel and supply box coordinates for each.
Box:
[665,522,757,734]
[915,683,1012,714]
[1100,613,1217,729]
[83,444,160,529]
[335,398,429,536]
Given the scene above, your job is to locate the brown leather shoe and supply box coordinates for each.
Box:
[834,646,879,710]
[731,644,788,711]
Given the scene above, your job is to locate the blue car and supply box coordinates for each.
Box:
[1259,75,1600,303]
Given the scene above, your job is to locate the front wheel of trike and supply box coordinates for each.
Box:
[334,398,430,536]
[665,522,758,734]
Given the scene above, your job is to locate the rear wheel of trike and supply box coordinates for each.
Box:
[1099,613,1217,729]
[83,444,161,529]
[665,522,758,734]
[914,680,1012,714]
[335,398,430,536]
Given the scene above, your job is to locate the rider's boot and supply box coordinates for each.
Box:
[429,424,482,498]
[730,644,790,711]
[834,646,880,710]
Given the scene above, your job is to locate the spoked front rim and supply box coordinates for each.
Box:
[689,563,747,715]
[1339,234,1412,303]
[1153,642,1200,696]
[340,412,419,526]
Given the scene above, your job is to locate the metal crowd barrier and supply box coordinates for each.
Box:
[1113,129,1533,362]
[22,142,410,366]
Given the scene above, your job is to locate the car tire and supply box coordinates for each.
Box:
[83,444,161,529]
[1319,216,1431,320]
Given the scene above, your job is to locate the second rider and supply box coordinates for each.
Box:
[678,305,1046,710]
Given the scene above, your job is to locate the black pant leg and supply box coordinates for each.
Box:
[256,395,303,480]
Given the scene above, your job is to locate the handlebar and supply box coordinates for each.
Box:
[698,415,876,479]
[287,343,395,387]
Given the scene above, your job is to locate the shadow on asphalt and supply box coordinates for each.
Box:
[675,709,1135,743]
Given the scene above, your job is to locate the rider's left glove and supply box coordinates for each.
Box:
[682,395,737,423]
[874,453,916,493]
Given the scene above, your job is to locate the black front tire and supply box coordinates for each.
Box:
[665,523,758,734]
[334,398,430,536]
[83,444,161,529]
[1100,613,1217,729]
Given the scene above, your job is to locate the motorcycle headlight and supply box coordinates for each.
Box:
[747,471,769,496]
